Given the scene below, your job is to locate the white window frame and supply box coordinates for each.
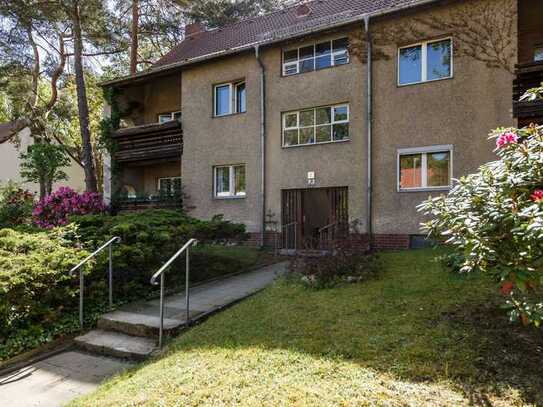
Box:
[158,111,182,124]
[397,37,453,86]
[282,37,350,76]
[214,80,246,117]
[282,104,350,147]
[214,164,246,198]
[157,176,182,194]
[397,145,453,192]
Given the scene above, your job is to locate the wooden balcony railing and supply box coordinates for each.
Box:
[112,120,182,163]
[513,61,543,122]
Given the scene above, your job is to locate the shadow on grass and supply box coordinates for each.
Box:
[74,249,543,405]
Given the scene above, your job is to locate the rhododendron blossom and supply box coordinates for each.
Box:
[33,187,106,229]
[531,189,543,203]
[496,132,519,148]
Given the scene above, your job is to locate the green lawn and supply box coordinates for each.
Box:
[70,249,543,406]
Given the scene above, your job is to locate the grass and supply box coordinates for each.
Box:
[70,248,543,406]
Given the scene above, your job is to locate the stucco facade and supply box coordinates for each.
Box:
[106,0,532,246]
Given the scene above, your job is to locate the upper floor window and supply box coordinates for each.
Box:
[534,45,543,62]
[214,164,246,198]
[398,145,452,191]
[283,104,349,147]
[158,111,181,124]
[214,80,246,117]
[398,38,452,86]
[283,38,349,76]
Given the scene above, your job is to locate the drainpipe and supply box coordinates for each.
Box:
[255,45,267,248]
[363,15,373,250]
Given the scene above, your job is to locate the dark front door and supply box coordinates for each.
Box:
[281,187,348,249]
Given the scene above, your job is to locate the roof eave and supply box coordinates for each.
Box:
[100,0,445,88]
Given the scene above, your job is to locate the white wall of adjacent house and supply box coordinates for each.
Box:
[0,128,86,195]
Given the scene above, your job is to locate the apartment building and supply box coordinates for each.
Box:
[102,0,543,249]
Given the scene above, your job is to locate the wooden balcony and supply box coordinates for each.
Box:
[112,120,182,163]
[513,61,543,123]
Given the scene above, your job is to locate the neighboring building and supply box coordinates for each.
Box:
[0,122,85,195]
[101,0,543,249]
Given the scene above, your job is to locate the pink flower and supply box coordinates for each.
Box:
[496,132,519,148]
[531,190,543,203]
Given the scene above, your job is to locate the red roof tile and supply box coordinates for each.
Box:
[154,0,423,67]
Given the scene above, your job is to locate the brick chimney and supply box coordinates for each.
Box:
[295,3,311,18]
[185,22,205,37]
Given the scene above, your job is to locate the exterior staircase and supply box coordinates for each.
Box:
[74,301,202,360]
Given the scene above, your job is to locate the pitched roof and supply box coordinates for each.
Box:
[154,0,419,68]
[102,0,441,86]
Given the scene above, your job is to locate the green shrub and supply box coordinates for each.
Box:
[419,119,543,327]
[70,210,248,299]
[0,226,92,358]
[0,182,34,227]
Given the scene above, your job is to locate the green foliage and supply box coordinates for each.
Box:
[72,210,248,299]
[186,0,282,28]
[0,225,91,359]
[1,210,252,360]
[19,142,71,198]
[419,119,543,327]
[0,182,34,227]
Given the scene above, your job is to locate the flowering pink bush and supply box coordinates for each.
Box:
[495,131,519,148]
[531,190,543,203]
[33,187,106,229]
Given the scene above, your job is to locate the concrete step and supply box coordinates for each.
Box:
[97,307,203,338]
[75,330,157,361]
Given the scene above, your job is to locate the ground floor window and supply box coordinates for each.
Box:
[214,164,246,198]
[158,177,182,197]
[398,145,452,191]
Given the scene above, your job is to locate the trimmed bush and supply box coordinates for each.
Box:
[0,226,92,359]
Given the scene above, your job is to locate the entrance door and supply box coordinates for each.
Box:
[281,187,348,249]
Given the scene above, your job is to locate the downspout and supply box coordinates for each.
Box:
[255,45,267,248]
[363,15,373,250]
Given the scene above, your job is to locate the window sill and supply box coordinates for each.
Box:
[213,195,247,201]
[398,187,451,193]
[282,139,350,149]
[213,112,247,119]
[281,61,351,78]
[397,75,454,88]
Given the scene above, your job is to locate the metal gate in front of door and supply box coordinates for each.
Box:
[281,187,348,250]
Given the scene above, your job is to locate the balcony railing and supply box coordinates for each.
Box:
[513,61,543,122]
[112,120,183,163]
[115,195,183,211]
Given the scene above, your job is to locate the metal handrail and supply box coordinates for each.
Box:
[281,222,297,251]
[151,238,198,348]
[70,236,121,328]
[318,222,338,248]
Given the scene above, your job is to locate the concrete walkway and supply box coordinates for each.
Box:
[0,262,286,407]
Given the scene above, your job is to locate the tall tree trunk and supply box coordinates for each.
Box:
[130,0,139,75]
[71,1,98,192]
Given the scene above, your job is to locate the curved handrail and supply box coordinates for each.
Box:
[70,236,121,275]
[150,238,198,285]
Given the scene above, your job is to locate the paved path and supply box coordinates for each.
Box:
[0,262,286,407]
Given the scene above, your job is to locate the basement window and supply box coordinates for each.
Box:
[398,38,453,86]
[398,145,453,191]
[214,165,246,198]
